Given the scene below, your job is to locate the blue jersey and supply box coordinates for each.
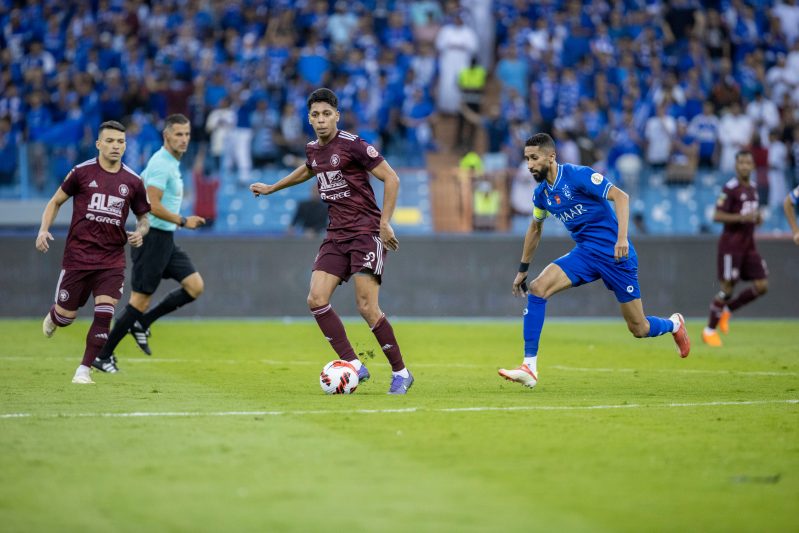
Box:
[532,163,636,262]
[790,185,799,208]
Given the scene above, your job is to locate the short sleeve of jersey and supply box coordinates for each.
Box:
[532,187,548,220]
[716,185,734,212]
[145,165,169,191]
[790,185,799,207]
[60,168,80,196]
[573,167,613,199]
[131,178,151,216]
[349,138,384,172]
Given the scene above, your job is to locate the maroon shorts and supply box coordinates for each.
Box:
[313,233,387,283]
[717,250,768,282]
[53,268,125,311]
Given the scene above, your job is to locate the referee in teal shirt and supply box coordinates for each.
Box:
[94,114,205,369]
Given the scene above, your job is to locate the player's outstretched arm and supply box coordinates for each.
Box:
[127,214,150,247]
[607,185,630,261]
[249,164,314,197]
[36,188,70,253]
[784,194,799,245]
[513,218,544,297]
[369,160,400,251]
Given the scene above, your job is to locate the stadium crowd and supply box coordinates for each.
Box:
[1,0,799,216]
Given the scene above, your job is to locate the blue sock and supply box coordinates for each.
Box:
[523,295,547,356]
[646,316,673,337]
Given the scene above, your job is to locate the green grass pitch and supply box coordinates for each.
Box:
[1,318,797,532]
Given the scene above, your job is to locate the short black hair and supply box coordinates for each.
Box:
[736,149,753,160]
[307,88,338,110]
[98,120,125,136]
[525,132,556,152]
[164,113,190,130]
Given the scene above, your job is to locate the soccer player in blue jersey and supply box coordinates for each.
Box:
[499,133,690,389]
[784,185,799,246]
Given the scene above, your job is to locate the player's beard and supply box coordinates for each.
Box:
[531,165,549,183]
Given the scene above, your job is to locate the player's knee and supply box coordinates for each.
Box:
[307,292,328,309]
[184,275,204,298]
[527,279,548,299]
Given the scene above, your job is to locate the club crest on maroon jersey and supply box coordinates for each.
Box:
[330,154,340,167]
[118,184,129,197]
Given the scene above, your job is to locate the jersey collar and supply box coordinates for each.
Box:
[546,164,563,190]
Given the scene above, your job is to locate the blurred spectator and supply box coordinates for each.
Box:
[251,99,280,168]
[688,100,720,169]
[472,176,501,232]
[435,11,478,114]
[291,183,328,236]
[710,59,741,111]
[205,95,236,174]
[644,102,677,171]
[767,130,789,211]
[457,55,486,150]
[750,133,770,205]
[192,145,219,229]
[666,119,699,184]
[0,117,18,185]
[746,90,780,146]
[718,101,754,173]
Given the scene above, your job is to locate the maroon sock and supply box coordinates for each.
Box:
[310,304,356,361]
[371,314,405,372]
[728,287,761,312]
[707,297,725,329]
[81,304,115,367]
[50,306,75,328]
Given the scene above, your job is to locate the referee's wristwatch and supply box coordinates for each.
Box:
[179,216,187,227]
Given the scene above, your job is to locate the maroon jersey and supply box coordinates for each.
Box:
[716,177,759,253]
[60,158,150,270]
[305,130,385,239]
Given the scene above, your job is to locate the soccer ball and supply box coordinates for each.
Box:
[319,360,359,394]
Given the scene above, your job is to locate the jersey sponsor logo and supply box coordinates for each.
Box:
[311,159,317,167]
[330,154,340,167]
[591,173,603,185]
[118,184,129,197]
[85,212,122,226]
[89,180,99,188]
[88,193,125,217]
[366,145,379,158]
[554,204,587,223]
[58,289,69,302]
[317,170,347,191]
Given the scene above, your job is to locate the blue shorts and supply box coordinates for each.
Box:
[554,246,641,303]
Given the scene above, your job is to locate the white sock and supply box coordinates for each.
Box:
[393,368,409,378]
[76,365,91,375]
[524,356,537,374]
[349,359,363,371]
[671,316,682,333]
[703,327,716,335]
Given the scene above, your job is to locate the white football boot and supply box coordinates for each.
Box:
[498,365,538,388]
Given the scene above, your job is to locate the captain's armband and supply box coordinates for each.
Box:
[533,207,549,221]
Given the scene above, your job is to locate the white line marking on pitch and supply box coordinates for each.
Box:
[1,357,796,376]
[1,399,796,420]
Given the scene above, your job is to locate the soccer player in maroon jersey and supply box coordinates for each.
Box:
[249,88,414,394]
[702,150,768,347]
[35,121,151,384]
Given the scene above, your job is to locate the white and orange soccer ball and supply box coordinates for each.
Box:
[319,360,359,394]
